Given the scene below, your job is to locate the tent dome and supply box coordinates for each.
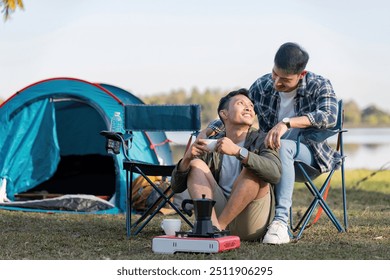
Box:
[0,77,173,214]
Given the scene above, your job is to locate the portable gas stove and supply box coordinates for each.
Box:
[152,234,240,254]
[152,195,240,254]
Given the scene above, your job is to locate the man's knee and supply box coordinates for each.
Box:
[237,168,264,186]
[233,168,270,198]
[187,159,215,188]
[279,139,298,159]
[188,159,211,174]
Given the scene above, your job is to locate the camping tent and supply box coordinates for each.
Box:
[0,77,174,214]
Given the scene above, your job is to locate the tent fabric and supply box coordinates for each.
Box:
[0,194,115,212]
[0,77,173,214]
[0,98,60,200]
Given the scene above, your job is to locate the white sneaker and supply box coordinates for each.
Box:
[262,220,290,244]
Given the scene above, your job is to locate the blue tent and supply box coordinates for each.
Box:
[0,77,173,214]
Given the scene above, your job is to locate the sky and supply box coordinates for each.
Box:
[1,0,389,109]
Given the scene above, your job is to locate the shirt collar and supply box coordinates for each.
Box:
[296,71,310,96]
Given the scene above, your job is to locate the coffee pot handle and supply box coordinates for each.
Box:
[181,199,193,216]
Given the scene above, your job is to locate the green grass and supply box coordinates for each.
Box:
[0,169,389,260]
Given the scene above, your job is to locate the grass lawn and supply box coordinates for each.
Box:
[0,169,389,260]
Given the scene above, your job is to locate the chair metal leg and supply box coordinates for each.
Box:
[291,100,348,239]
[133,166,193,226]
[291,189,317,232]
[126,165,193,237]
[126,165,134,237]
[294,199,320,240]
[292,164,345,240]
[132,191,193,235]
[291,176,324,235]
[341,166,348,231]
[340,154,348,231]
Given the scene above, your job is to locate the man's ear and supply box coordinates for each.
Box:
[299,70,307,79]
[219,109,228,120]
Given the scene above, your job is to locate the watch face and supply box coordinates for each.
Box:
[240,148,248,160]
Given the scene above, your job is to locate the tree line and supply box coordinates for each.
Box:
[1,86,389,128]
[142,87,390,128]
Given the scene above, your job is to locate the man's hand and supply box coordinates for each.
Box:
[216,137,241,156]
[186,139,210,158]
[178,139,210,171]
[264,122,288,149]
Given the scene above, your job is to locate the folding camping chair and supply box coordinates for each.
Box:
[102,104,200,237]
[289,100,348,240]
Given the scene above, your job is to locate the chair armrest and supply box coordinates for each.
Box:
[100,130,133,142]
[100,130,124,141]
[300,128,340,143]
[294,127,342,160]
[100,130,133,158]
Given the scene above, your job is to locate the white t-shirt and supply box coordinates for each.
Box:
[218,141,244,197]
[278,89,301,140]
[278,88,297,121]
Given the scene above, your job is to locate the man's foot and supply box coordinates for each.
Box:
[262,220,290,244]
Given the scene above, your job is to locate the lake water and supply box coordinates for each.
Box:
[166,127,390,170]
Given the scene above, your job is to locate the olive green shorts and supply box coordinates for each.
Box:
[213,185,275,241]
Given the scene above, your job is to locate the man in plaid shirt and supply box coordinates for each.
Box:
[205,42,341,244]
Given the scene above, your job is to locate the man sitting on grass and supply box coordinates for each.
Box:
[171,89,281,241]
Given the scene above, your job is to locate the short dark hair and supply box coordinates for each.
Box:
[274,42,309,74]
[217,88,253,122]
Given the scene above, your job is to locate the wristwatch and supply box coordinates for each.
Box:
[237,148,249,161]
[282,117,291,128]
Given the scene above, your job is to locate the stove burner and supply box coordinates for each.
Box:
[175,229,230,238]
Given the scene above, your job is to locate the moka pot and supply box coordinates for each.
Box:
[181,194,216,237]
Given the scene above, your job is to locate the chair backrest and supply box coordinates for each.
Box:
[334,99,344,131]
[294,99,345,181]
[124,104,201,132]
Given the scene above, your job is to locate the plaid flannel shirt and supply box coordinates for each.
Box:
[208,72,341,173]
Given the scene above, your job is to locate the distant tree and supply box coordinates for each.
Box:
[1,0,24,20]
[142,87,226,127]
[189,87,202,104]
[201,89,220,123]
[170,89,187,104]
[362,105,390,126]
[142,91,390,128]
[344,100,362,124]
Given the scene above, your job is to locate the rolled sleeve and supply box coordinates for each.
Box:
[302,77,338,129]
[207,119,225,134]
[306,96,338,129]
[170,160,191,193]
[244,149,282,185]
